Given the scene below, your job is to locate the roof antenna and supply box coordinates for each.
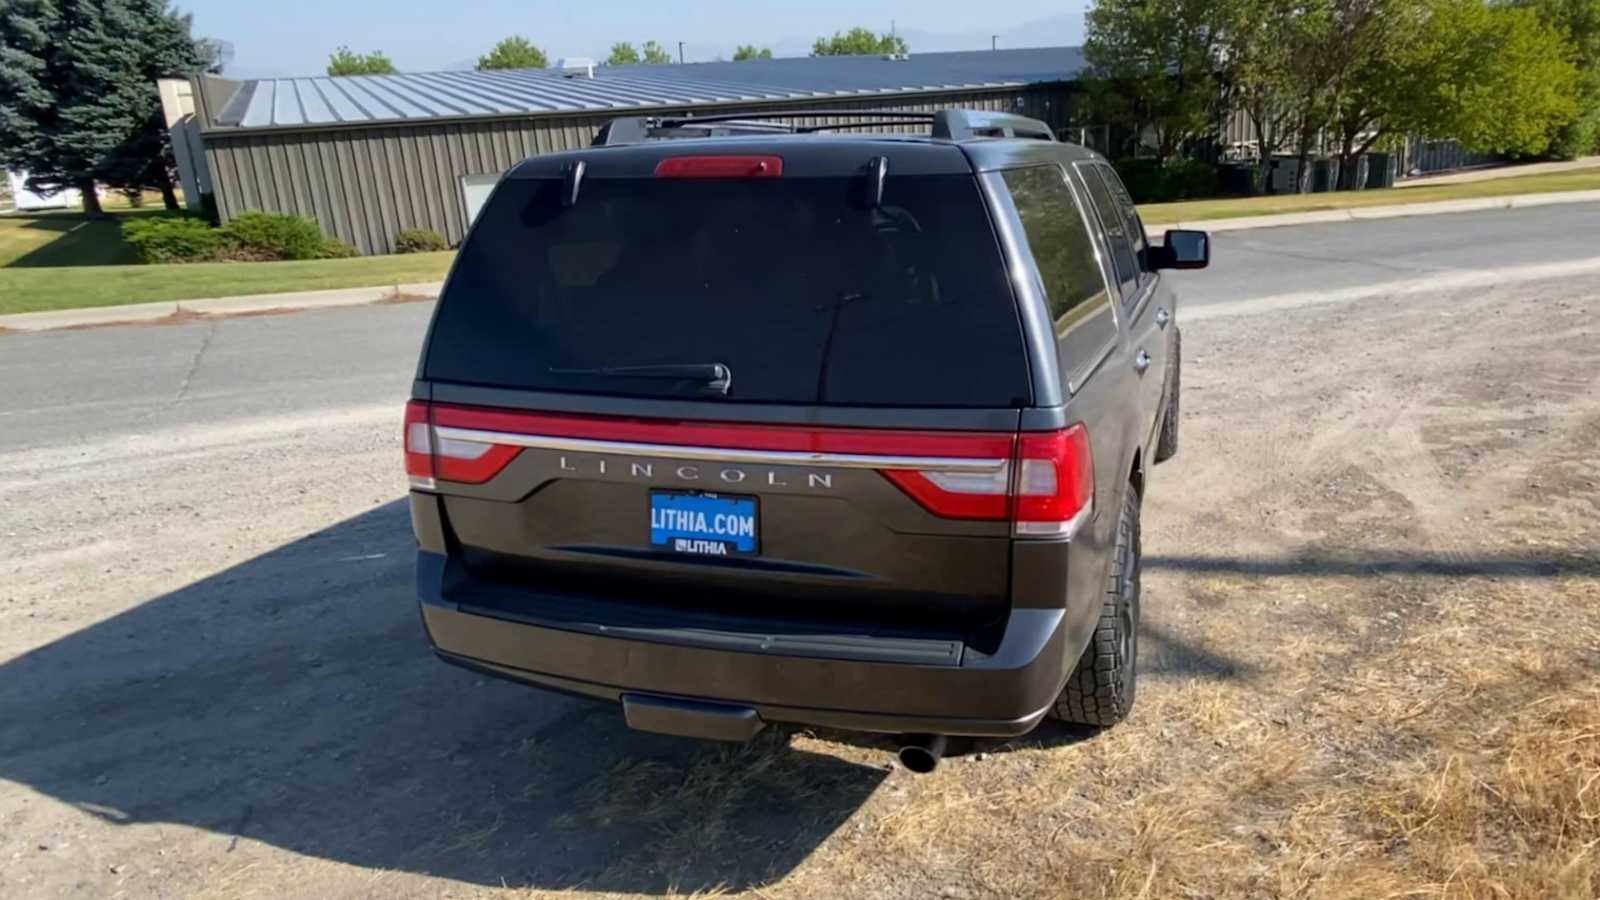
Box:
[562,160,586,207]
[867,155,888,207]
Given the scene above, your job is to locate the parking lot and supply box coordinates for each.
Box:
[3,205,1598,899]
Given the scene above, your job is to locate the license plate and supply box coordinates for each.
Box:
[649,491,758,557]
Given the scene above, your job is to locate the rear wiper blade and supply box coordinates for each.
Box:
[548,363,732,395]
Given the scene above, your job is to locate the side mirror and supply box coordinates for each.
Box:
[1152,229,1210,270]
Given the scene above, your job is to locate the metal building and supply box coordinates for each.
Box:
[163,48,1088,255]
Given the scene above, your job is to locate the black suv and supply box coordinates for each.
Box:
[405,109,1208,768]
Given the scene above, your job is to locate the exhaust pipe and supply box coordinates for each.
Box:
[895,734,947,774]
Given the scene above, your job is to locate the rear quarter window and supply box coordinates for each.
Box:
[423,173,1031,408]
[1001,164,1120,390]
[1001,166,1113,334]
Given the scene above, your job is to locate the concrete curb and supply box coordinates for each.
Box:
[1146,189,1600,238]
[0,281,444,333]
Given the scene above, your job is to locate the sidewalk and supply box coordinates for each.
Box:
[4,186,1599,334]
[1395,156,1600,189]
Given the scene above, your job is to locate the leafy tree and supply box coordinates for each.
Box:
[0,0,211,215]
[1222,0,1306,190]
[476,35,547,70]
[811,27,909,56]
[733,44,774,61]
[1426,2,1579,154]
[607,42,641,65]
[326,45,395,76]
[1321,0,1576,184]
[641,40,672,64]
[1523,0,1600,156]
[1082,0,1232,162]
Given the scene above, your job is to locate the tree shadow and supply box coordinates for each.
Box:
[0,500,886,893]
[2,209,164,268]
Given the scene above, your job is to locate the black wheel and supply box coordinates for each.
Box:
[1050,484,1140,728]
[1154,328,1181,464]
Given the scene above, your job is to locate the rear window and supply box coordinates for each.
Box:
[424,174,1030,407]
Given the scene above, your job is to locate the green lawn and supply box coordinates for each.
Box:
[0,252,454,315]
[0,209,453,316]
[0,209,151,267]
[1138,169,1600,224]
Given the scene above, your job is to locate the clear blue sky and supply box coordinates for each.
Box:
[177,0,1088,79]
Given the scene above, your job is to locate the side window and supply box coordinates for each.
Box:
[1000,166,1112,332]
[1077,164,1140,303]
[1094,164,1149,277]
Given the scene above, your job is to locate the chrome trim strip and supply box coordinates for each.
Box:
[432,426,1010,473]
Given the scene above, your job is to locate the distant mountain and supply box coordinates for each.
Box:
[896,14,1086,54]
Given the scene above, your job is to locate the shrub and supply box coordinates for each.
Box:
[121,215,226,263]
[1161,158,1220,201]
[320,239,359,258]
[1112,158,1221,203]
[394,228,448,254]
[220,212,333,261]
[1113,158,1166,203]
[1548,109,1600,160]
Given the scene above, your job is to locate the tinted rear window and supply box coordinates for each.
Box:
[424,174,1029,407]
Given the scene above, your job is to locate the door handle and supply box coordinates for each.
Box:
[1155,307,1170,329]
[1134,350,1152,374]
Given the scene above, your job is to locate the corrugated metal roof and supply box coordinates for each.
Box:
[213,46,1087,130]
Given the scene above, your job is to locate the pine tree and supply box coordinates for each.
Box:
[0,0,209,215]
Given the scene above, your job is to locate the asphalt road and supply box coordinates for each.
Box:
[2,202,1596,457]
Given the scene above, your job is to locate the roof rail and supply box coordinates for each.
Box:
[591,108,1056,146]
[931,110,1056,142]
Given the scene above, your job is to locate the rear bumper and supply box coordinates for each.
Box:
[416,551,1085,738]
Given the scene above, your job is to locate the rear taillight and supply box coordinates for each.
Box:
[404,400,435,488]
[885,425,1093,538]
[1012,425,1095,537]
[404,400,522,490]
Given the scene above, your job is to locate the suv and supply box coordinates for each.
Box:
[405,109,1208,768]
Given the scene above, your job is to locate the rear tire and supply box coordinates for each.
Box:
[1154,328,1181,464]
[1050,484,1140,728]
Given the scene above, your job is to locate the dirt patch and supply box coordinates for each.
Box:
[375,290,438,305]
[1,272,1597,899]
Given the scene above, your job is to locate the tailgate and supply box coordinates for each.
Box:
[414,401,1021,636]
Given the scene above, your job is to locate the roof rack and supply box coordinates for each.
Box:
[591,109,1056,146]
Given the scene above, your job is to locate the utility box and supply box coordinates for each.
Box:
[1311,157,1340,192]
[1268,156,1303,193]
[1365,152,1397,189]
[1346,155,1370,191]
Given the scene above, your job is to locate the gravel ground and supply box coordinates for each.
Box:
[2,266,1597,899]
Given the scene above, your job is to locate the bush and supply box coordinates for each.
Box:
[220,212,332,261]
[123,210,359,264]
[1112,158,1222,203]
[1162,158,1219,201]
[320,239,359,258]
[394,228,448,254]
[1548,109,1600,160]
[121,215,226,263]
[1113,158,1167,204]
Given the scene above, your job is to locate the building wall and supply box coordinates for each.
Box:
[156,79,210,211]
[200,86,1069,255]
